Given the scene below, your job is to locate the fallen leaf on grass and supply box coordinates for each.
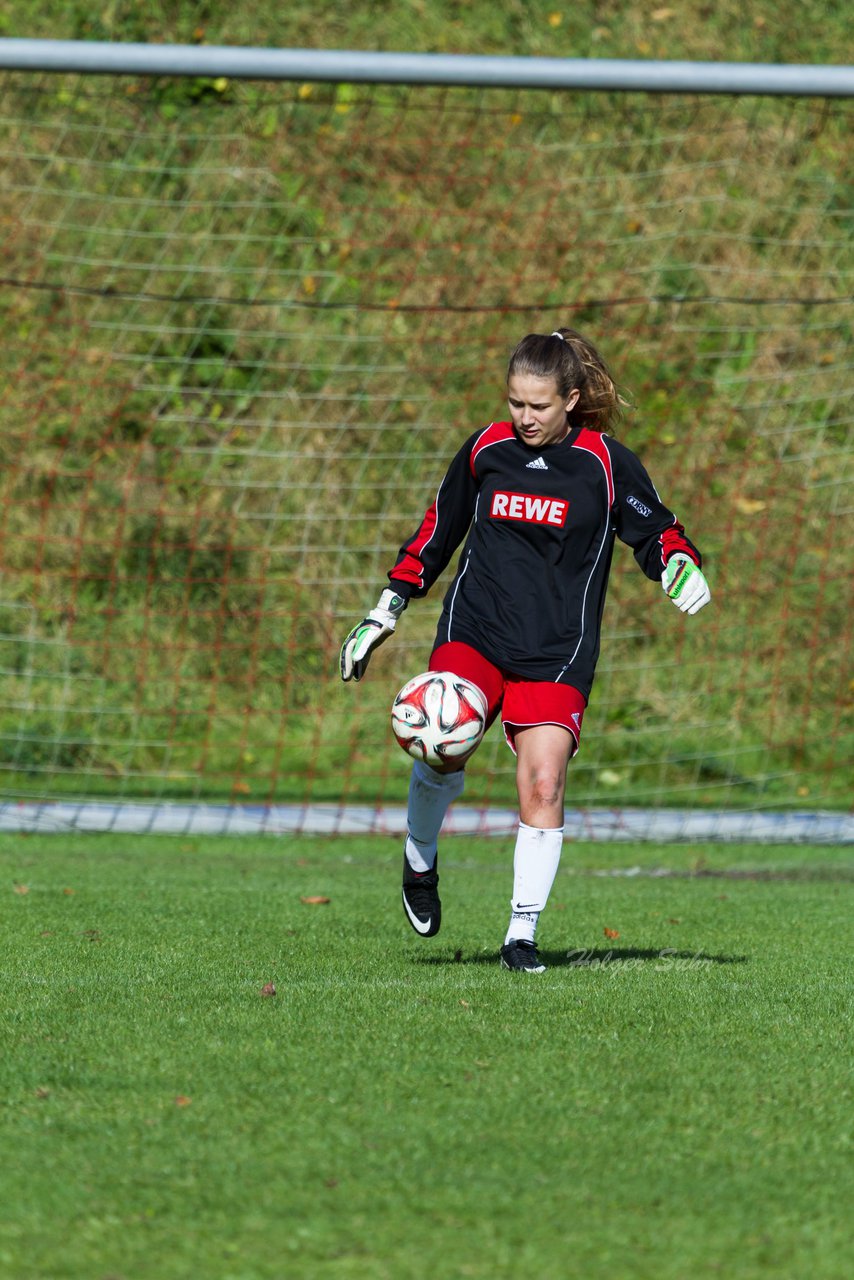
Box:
[733,496,766,515]
[604,927,620,939]
[13,884,29,895]
[34,1087,50,1099]
[174,1095,192,1107]
[260,982,277,998]
[300,896,331,905]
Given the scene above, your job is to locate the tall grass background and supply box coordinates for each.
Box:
[0,1,850,817]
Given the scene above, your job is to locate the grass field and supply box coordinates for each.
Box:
[2,832,852,1279]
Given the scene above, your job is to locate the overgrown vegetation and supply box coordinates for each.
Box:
[0,5,850,811]
[1,0,852,65]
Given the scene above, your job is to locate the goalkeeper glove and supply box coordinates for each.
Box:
[340,588,408,682]
[662,553,711,615]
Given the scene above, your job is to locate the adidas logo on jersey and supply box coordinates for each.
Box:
[526,455,549,470]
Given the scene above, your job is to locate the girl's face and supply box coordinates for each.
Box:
[507,373,580,449]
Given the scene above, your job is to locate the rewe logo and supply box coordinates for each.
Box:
[490,490,569,527]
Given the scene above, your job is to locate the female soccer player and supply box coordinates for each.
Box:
[340,328,710,972]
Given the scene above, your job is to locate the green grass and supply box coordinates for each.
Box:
[2,833,852,1279]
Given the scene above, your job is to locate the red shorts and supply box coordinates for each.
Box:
[429,641,586,757]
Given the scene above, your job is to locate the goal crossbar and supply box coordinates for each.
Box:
[0,38,852,96]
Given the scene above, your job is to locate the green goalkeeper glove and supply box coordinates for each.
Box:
[662,553,711,615]
[340,589,408,682]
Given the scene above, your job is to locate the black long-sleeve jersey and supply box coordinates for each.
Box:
[387,422,702,700]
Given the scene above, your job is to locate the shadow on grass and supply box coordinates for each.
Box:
[411,946,749,969]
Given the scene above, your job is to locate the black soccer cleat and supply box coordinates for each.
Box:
[402,852,441,937]
[500,939,546,973]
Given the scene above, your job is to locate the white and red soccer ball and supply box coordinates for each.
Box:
[391,671,487,767]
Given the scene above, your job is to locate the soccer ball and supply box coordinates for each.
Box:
[391,671,487,767]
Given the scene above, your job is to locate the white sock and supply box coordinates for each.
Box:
[504,822,564,945]
[404,759,465,873]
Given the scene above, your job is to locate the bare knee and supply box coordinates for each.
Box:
[521,770,565,809]
[514,724,572,828]
[517,764,565,823]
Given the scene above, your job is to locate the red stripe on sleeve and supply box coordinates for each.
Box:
[393,500,439,590]
[660,522,699,566]
[570,429,615,507]
[469,422,516,476]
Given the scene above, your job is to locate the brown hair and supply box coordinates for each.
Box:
[507,327,628,432]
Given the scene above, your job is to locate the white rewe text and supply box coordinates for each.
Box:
[490,490,569,527]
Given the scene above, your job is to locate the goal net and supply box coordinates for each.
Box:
[0,68,850,836]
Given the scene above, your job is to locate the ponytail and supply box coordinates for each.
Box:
[507,327,629,432]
